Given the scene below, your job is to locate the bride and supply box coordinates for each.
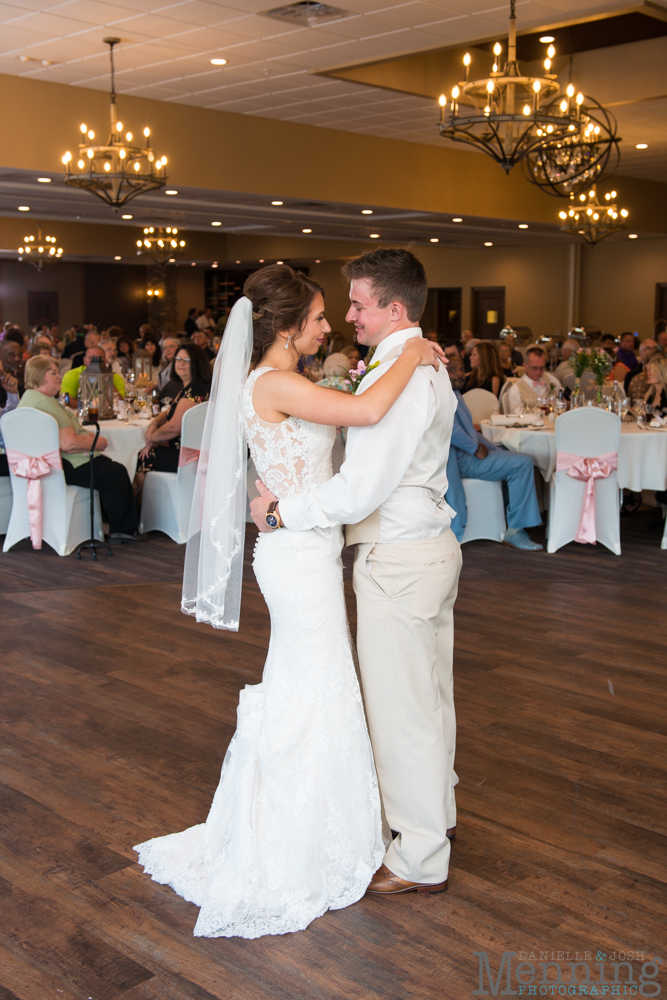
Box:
[134,265,444,939]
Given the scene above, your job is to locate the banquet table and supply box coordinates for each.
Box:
[98,419,148,480]
[480,419,667,491]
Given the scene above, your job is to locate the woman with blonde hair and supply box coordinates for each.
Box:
[465,341,506,396]
[645,352,667,415]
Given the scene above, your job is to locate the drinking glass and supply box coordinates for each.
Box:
[554,399,567,418]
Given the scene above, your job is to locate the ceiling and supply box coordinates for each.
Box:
[1,0,665,166]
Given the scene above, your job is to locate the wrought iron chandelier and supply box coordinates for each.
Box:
[558,186,628,245]
[136,226,186,266]
[61,38,168,210]
[436,0,618,180]
[523,94,619,197]
[18,223,63,271]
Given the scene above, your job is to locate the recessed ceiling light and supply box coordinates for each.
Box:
[235,259,241,264]
[277,260,284,264]
[484,241,493,246]
[191,261,196,266]
[168,258,176,262]
[165,189,178,195]
[210,58,227,65]
[18,205,30,211]
[121,214,132,219]
[370,233,380,239]
[361,209,373,215]
[272,200,283,206]
[629,233,638,239]
[430,238,439,243]
[452,217,462,222]
[518,223,529,229]
[315,259,321,263]
[539,35,554,42]
[302,228,312,233]
[259,259,264,263]
[37,177,51,183]
[636,143,648,149]
[211,221,221,226]
[212,262,218,268]
[114,255,121,260]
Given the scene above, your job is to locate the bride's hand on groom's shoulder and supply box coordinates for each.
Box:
[250,480,279,532]
[403,338,447,371]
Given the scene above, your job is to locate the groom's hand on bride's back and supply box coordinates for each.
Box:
[251,480,278,532]
[403,338,447,371]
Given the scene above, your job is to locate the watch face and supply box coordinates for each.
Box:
[266,514,279,529]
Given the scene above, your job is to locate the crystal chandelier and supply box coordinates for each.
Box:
[436,0,617,179]
[61,38,168,210]
[136,226,186,266]
[558,187,628,245]
[523,96,619,197]
[18,223,63,271]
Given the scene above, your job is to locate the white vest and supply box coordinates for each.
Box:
[345,346,455,545]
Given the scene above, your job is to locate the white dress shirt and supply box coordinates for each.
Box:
[196,314,215,332]
[506,372,562,414]
[279,327,457,543]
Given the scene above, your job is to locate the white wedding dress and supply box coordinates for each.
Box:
[134,367,386,939]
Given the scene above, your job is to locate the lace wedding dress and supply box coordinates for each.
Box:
[134,367,386,939]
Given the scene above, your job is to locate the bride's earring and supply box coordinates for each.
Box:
[284,335,291,350]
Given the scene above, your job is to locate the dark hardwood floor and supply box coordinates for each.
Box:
[1,511,665,1000]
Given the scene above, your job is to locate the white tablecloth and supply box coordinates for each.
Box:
[480,420,667,491]
[98,419,147,480]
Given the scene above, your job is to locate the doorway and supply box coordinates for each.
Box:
[472,286,505,339]
[423,287,462,342]
[655,283,667,333]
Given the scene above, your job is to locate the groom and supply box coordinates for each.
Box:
[251,248,461,895]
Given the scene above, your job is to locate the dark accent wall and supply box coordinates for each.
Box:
[83,263,147,339]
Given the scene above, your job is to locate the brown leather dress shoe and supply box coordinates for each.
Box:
[366,864,448,896]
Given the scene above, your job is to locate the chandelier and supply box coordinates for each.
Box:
[437,0,617,179]
[558,187,628,245]
[18,223,63,271]
[136,226,186,266]
[523,96,619,196]
[61,38,168,210]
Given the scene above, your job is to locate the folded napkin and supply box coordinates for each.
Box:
[489,413,543,427]
[649,415,667,427]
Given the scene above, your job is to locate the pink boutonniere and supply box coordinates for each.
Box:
[345,359,379,394]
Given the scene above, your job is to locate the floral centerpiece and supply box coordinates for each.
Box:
[588,348,614,404]
[570,349,591,379]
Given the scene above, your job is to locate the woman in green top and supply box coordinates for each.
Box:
[18,356,141,542]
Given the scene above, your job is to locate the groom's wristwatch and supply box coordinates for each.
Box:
[265,501,282,530]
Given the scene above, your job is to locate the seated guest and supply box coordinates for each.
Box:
[616,331,639,373]
[657,328,667,352]
[61,345,126,404]
[465,341,505,397]
[601,333,617,357]
[103,343,124,378]
[502,332,524,368]
[136,343,211,486]
[443,340,462,363]
[184,308,198,337]
[462,336,479,373]
[554,339,581,384]
[156,337,180,392]
[61,327,86,360]
[70,329,101,369]
[0,340,26,397]
[645,354,667,416]
[195,308,216,333]
[18,357,142,542]
[191,328,216,360]
[316,352,356,391]
[625,339,658,400]
[28,336,54,358]
[424,330,440,343]
[341,343,361,367]
[115,334,135,375]
[497,340,520,378]
[444,355,542,550]
[505,346,562,413]
[0,358,20,476]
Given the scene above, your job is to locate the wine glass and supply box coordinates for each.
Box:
[554,398,567,418]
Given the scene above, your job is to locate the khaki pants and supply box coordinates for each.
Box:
[353,529,462,884]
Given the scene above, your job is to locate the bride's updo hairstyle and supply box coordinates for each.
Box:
[244,264,324,368]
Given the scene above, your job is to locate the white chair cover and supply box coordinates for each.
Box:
[546,408,621,555]
[499,378,519,414]
[460,479,506,544]
[1,407,103,556]
[139,402,208,544]
[462,388,499,424]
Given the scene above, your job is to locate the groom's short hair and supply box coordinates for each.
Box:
[342,248,428,323]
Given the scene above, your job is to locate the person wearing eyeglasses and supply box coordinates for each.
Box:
[135,342,211,489]
[505,346,562,414]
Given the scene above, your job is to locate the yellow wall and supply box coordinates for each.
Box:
[0,260,84,332]
[579,238,667,336]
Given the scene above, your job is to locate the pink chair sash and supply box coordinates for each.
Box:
[556,450,618,545]
[5,446,62,549]
[178,446,200,467]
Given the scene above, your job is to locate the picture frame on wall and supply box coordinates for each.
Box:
[28,290,59,327]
